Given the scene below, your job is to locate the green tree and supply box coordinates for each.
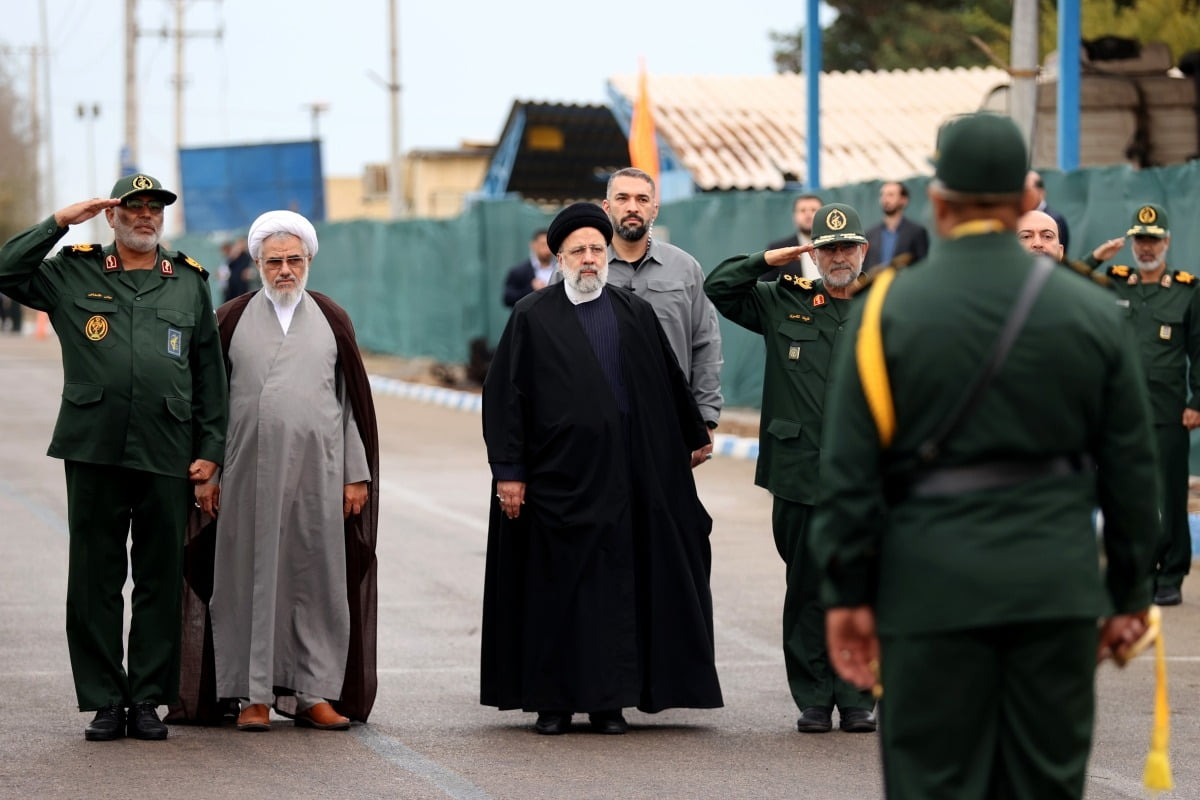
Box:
[772,0,1200,73]
[0,57,38,242]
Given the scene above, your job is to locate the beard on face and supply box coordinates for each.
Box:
[612,214,649,243]
[1136,248,1167,274]
[566,263,608,294]
[817,251,864,288]
[261,268,309,306]
[112,213,161,254]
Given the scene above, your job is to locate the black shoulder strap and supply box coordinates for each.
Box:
[916,255,1055,464]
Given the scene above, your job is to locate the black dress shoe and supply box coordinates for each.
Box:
[1154,586,1183,606]
[588,709,628,735]
[84,704,126,741]
[127,701,168,740]
[839,707,877,733]
[796,706,833,733]
[534,711,571,735]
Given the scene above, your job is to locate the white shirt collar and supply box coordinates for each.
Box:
[563,282,604,306]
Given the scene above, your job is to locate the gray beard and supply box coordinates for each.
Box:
[567,266,608,294]
[1137,255,1166,274]
[263,273,308,306]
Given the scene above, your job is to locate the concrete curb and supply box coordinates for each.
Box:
[368,374,762,462]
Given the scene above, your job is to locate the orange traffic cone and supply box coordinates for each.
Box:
[35,310,48,340]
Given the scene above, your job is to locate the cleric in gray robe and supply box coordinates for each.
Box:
[198,210,378,732]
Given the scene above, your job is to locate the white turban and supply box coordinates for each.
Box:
[247,210,319,261]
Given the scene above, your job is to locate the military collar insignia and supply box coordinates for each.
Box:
[812,293,827,307]
[1160,272,1172,288]
[160,258,174,276]
[104,254,119,272]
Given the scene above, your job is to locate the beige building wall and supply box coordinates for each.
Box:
[325,144,492,222]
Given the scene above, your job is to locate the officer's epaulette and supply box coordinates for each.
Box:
[779,272,816,292]
[1063,258,1111,288]
[1108,264,1132,279]
[65,243,102,255]
[1173,270,1196,286]
[175,250,208,277]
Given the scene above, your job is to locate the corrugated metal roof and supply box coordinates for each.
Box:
[607,68,1010,190]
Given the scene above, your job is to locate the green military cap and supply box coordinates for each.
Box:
[931,112,1027,198]
[110,173,178,205]
[810,203,867,247]
[1126,204,1169,238]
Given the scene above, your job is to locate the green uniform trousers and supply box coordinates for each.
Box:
[879,620,1098,800]
[1155,423,1192,590]
[64,461,188,710]
[773,497,874,712]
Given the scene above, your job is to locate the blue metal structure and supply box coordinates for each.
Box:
[805,0,822,189]
[1057,0,1082,170]
[480,106,527,199]
[178,140,325,233]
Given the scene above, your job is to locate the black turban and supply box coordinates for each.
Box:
[546,202,614,254]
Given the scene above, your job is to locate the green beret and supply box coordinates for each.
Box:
[1126,204,1169,238]
[932,112,1028,198]
[110,173,178,205]
[810,203,867,247]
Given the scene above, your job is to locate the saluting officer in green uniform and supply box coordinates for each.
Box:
[704,203,877,734]
[0,175,228,741]
[811,113,1158,799]
[1101,205,1199,607]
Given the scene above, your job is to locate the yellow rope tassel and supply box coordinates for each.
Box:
[1142,607,1173,793]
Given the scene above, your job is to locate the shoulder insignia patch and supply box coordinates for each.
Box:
[176,251,207,275]
[68,244,100,254]
[1173,270,1196,286]
[780,273,814,291]
[1109,264,1131,279]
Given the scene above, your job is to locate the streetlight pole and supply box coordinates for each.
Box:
[77,102,103,241]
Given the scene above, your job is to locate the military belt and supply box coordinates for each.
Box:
[907,455,1089,498]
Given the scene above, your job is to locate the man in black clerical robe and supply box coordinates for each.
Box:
[481,202,722,735]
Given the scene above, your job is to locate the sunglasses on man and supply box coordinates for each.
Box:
[122,198,166,211]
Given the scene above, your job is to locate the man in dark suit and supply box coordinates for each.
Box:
[762,193,822,281]
[864,181,929,269]
[1026,170,1071,256]
[502,229,555,307]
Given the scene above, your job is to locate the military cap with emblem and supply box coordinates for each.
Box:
[931,112,1027,198]
[810,203,867,248]
[110,173,178,205]
[1126,204,1169,238]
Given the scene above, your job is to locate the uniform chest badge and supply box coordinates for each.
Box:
[788,344,802,361]
[85,315,109,341]
[1160,324,1172,341]
[812,294,826,307]
[167,327,182,357]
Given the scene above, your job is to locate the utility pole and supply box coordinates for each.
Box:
[38,0,55,213]
[1010,0,1039,155]
[124,0,138,176]
[77,103,103,241]
[387,0,405,218]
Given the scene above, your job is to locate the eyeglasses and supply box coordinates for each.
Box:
[563,244,607,258]
[260,255,309,270]
[122,198,165,212]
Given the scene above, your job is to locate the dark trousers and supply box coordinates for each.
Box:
[64,461,188,710]
[879,620,1097,800]
[772,496,874,712]
[1155,423,1192,589]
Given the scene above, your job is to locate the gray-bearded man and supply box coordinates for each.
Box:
[193,210,380,732]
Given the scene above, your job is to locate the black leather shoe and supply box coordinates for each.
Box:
[839,707,877,733]
[534,711,571,735]
[588,709,628,735]
[127,701,168,740]
[1154,586,1183,606]
[796,706,833,733]
[84,704,126,741]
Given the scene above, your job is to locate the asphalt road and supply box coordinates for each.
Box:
[0,332,1196,800]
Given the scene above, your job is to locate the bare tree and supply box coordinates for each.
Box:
[0,57,39,243]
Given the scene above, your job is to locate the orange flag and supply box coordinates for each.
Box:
[628,59,660,189]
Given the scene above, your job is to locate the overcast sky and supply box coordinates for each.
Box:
[5,0,822,225]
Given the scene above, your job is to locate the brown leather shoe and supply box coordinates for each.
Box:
[236,703,270,732]
[295,701,350,731]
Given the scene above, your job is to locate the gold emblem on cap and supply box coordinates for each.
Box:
[1138,206,1157,224]
[85,315,109,341]
[132,174,153,191]
[826,209,848,231]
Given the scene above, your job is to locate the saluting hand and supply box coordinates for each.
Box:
[1091,237,1125,263]
[53,198,120,228]
[763,243,815,268]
